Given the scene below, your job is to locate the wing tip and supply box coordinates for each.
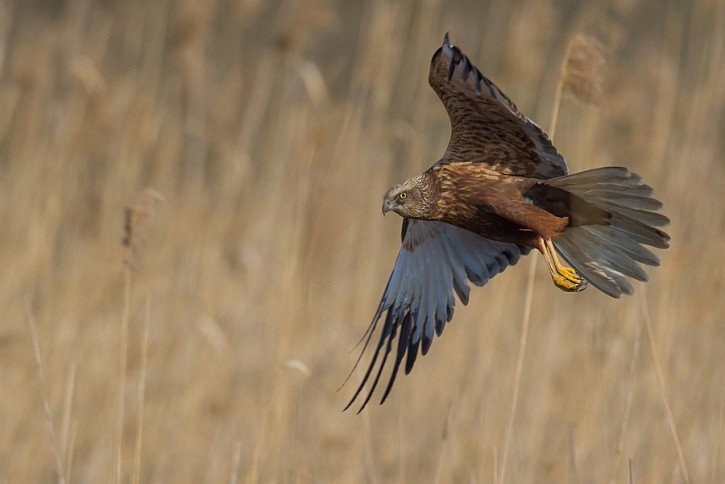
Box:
[441,33,456,80]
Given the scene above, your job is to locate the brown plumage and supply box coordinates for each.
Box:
[345,34,669,412]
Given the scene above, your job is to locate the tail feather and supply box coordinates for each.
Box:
[546,167,669,298]
[608,206,670,228]
[580,226,659,266]
[609,213,670,249]
[575,228,649,281]
[583,190,662,210]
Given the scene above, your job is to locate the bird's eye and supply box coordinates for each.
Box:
[398,192,407,200]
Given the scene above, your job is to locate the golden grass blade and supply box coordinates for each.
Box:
[229,440,242,484]
[25,300,67,484]
[499,255,536,484]
[116,265,130,484]
[433,403,454,484]
[492,446,498,484]
[641,293,691,484]
[132,295,151,484]
[60,363,76,481]
[568,426,580,484]
[611,320,642,484]
[363,410,380,484]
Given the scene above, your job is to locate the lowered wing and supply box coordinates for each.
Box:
[345,220,529,412]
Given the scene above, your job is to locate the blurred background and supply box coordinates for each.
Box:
[0,0,722,482]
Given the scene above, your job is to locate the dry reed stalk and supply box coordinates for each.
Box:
[60,363,76,482]
[641,294,690,484]
[568,425,580,484]
[116,265,130,484]
[245,366,286,484]
[132,295,151,484]
[499,257,536,484]
[245,439,260,484]
[628,458,633,484]
[492,446,498,484]
[65,421,77,483]
[119,188,162,483]
[229,440,242,484]
[363,410,380,484]
[611,321,642,484]
[433,403,454,484]
[245,383,273,484]
[500,32,607,484]
[25,300,67,484]
[716,399,724,482]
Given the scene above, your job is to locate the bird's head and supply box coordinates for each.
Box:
[382,173,434,218]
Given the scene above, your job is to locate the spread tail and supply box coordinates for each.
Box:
[535,167,670,298]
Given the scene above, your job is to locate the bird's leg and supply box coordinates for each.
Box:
[545,239,586,287]
[537,237,587,292]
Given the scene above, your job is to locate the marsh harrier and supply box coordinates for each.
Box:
[345,34,669,412]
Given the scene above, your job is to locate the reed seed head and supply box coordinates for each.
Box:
[123,188,164,253]
[562,34,606,105]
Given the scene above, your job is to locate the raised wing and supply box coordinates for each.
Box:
[429,33,568,179]
[345,220,529,412]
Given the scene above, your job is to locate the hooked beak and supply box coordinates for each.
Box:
[382,198,394,215]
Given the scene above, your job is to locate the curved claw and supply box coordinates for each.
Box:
[551,269,588,292]
[539,237,588,293]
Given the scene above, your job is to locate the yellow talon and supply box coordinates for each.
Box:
[539,238,588,292]
[551,273,587,292]
[558,266,581,282]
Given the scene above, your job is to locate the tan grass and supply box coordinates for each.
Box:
[642,293,691,483]
[59,362,77,481]
[132,295,151,484]
[1,0,723,482]
[25,300,66,484]
[116,265,130,484]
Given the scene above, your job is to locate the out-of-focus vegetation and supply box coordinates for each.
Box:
[0,0,722,482]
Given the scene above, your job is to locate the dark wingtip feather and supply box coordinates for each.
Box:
[435,318,445,337]
[380,314,413,405]
[355,325,397,413]
[343,340,383,412]
[446,53,456,81]
[421,333,433,355]
[460,56,471,82]
[342,309,395,412]
[405,337,420,374]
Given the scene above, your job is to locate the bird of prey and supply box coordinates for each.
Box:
[345,34,669,412]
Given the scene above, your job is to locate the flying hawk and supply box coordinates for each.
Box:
[345,34,669,412]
